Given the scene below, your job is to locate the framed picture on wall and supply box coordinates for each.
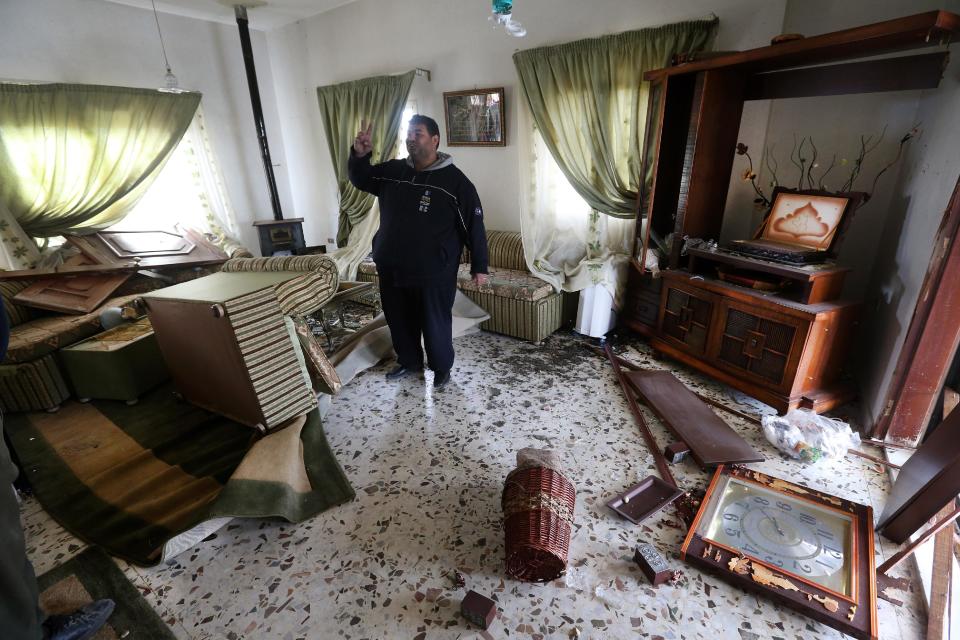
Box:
[442,87,505,146]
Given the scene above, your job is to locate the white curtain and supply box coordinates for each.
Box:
[112,104,246,256]
[518,103,634,305]
[327,201,380,281]
[183,105,244,255]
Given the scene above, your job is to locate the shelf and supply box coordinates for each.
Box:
[687,246,846,278]
[660,269,855,315]
[685,247,850,305]
[645,10,960,81]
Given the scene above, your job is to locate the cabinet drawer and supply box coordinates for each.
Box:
[713,302,808,390]
[627,294,660,327]
[624,265,662,329]
[660,283,716,355]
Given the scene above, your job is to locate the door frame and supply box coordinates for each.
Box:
[873,175,960,444]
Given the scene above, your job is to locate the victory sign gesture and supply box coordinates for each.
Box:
[353,119,374,156]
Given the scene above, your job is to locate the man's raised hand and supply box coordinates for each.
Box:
[353,119,374,156]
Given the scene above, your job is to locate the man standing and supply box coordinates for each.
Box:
[349,114,488,388]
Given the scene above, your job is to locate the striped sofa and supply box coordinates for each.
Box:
[0,281,141,412]
[0,254,254,414]
[358,230,565,343]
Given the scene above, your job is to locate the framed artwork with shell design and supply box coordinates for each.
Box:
[750,188,865,260]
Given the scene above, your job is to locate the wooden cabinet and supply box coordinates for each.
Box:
[621,260,662,336]
[649,271,858,414]
[624,11,959,414]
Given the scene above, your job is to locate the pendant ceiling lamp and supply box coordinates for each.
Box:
[150,0,180,89]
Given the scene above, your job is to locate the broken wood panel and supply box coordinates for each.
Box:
[66,230,227,270]
[0,262,141,281]
[12,273,132,314]
[873,176,960,444]
[928,387,959,640]
[877,402,960,543]
[624,369,763,468]
[604,344,677,486]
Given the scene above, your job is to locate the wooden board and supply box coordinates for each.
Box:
[66,230,226,270]
[928,388,959,640]
[624,370,763,468]
[644,10,960,81]
[13,272,132,314]
[876,404,960,543]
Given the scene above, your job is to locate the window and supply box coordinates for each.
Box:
[395,100,418,159]
[111,106,239,244]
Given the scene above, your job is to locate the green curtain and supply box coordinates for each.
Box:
[317,71,415,247]
[513,19,717,218]
[0,83,200,237]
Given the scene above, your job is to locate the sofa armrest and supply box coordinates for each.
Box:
[220,256,340,315]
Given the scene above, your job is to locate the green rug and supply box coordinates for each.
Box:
[37,546,175,639]
[6,383,355,566]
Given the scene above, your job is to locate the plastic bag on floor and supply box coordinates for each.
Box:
[762,409,860,463]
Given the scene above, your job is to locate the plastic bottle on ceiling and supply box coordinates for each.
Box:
[490,0,526,37]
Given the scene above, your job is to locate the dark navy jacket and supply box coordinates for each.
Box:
[348,150,488,287]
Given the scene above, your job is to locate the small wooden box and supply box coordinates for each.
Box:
[461,590,497,629]
[664,441,691,463]
[633,543,672,586]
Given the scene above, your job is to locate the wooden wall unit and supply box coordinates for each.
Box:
[653,271,859,413]
[623,10,960,414]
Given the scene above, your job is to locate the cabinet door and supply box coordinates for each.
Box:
[660,284,715,355]
[714,302,808,390]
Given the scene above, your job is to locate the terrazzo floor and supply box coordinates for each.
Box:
[19,330,927,639]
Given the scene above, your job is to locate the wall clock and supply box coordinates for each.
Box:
[681,466,877,639]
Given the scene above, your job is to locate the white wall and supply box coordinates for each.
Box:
[756,0,953,299]
[857,0,960,432]
[267,0,788,244]
[764,0,960,431]
[0,0,289,254]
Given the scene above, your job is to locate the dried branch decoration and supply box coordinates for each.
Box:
[735,124,921,204]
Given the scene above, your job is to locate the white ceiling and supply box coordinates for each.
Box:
[102,0,359,30]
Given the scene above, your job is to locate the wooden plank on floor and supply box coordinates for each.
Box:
[624,370,763,468]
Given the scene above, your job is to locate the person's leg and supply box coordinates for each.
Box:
[421,281,457,375]
[0,430,43,640]
[378,274,424,370]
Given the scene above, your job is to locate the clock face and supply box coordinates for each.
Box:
[697,476,854,597]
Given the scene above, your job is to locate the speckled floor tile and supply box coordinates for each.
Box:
[20,330,926,639]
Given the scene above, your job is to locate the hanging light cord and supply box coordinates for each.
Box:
[150,0,172,73]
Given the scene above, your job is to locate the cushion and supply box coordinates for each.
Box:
[461,230,527,272]
[3,294,140,364]
[5,312,104,363]
[486,231,527,271]
[0,280,39,327]
[222,256,340,315]
[456,265,554,302]
[357,258,378,276]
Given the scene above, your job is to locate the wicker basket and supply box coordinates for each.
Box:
[502,465,576,582]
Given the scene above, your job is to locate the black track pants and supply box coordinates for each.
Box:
[0,430,43,640]
[379,274,457,373]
